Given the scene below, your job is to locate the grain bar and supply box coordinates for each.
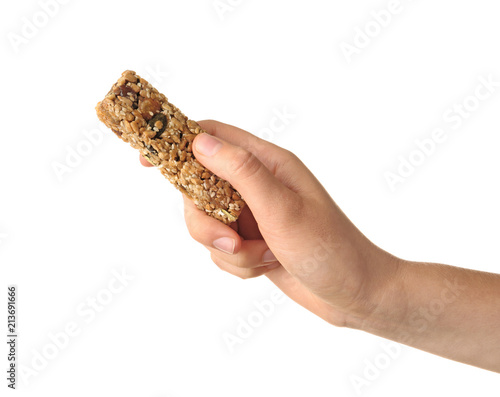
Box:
[96,70,245,224]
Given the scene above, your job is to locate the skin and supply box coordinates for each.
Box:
[140,120,500,373]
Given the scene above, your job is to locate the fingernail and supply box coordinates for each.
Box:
[195,133,223,157]
[262,249,277,263]
[213,237,235,255]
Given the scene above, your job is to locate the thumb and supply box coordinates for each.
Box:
[193,132,292,220]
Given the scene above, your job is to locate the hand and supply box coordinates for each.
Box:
[140,120,500,372]
[140,120,399,327]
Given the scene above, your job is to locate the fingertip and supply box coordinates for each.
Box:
[183,193,242,253]
[139,154,155,167]
[192,133,224,159]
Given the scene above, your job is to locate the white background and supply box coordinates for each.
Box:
[1,0,500,395]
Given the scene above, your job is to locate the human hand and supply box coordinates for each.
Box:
[140,120,399,327]
[140,120,500,372]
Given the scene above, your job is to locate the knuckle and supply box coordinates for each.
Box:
[238,270,258,280]
[228,148,261,180]
[240,269,262,280]
[278,148,300,165]
[184,213,201,242]
[211,252,224,268]
[210,252,257,279]
[187,228,201,243]
[217,252,246,269]
[184,219,198,239]
[233,254,248,269]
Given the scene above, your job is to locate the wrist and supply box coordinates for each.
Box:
[344,251,407,333]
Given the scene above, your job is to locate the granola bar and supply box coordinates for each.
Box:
[96,70,245,224]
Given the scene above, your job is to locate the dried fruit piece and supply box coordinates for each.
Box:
[138,98,161,121]
[114,85,137,102]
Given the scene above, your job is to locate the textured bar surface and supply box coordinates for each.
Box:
[96,70,245,224]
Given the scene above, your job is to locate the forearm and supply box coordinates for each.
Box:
[349,258,500,372]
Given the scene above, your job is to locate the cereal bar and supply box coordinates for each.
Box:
[96,70,245,224]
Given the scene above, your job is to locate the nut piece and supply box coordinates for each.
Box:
[148,113,168,139]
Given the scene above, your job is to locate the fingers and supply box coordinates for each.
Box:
[211,251,282,279]
[192,132,298,223]
[183,194,242,253]
[211,239,279,269]
[184,195,278,269]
